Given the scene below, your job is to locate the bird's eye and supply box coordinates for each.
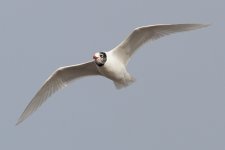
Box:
[100,54,103,57]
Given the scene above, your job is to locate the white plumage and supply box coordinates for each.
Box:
[17,24,208,125]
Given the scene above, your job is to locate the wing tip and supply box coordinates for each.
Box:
[16,113,28,125]
[192,23,211,28]
[16,118,23,126]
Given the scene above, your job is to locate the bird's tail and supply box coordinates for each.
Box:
[113,76,135,89]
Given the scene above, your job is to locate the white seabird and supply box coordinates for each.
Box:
[17,24,209,125]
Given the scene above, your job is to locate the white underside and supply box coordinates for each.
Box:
[96,51,135,89]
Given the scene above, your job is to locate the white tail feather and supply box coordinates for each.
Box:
[113,77,135,89]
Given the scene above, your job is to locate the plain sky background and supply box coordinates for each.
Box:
[0,0,225,150]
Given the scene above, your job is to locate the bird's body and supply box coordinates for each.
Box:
[95,51,134,88]
[17,23,209,125]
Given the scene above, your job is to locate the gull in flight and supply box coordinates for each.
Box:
[17,24,208,125]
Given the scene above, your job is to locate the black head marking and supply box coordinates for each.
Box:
[95,52,107,67]
[99,52,107,60]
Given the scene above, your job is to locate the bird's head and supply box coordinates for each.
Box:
[93,52,107,67]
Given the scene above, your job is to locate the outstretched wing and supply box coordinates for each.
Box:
[17,61,100,125]
[112,24,209,65]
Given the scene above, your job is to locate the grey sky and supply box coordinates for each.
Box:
[1,0,225,150]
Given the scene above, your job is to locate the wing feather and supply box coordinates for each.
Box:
[112,24,209,65]
[17,61,99,125]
